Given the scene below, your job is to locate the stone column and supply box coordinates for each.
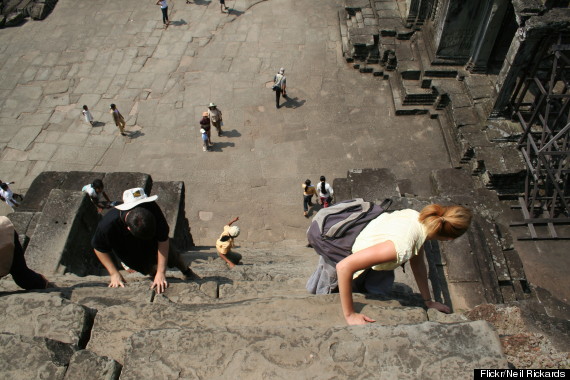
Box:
[431,0,488,64]
[491,8,570,116]
[466,0,511,73]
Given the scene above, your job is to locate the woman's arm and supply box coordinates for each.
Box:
[336,240,398,325]
[409,248,451,313]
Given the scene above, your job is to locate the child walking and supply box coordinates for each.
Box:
[82,105,94,126]
[200,128,210,152]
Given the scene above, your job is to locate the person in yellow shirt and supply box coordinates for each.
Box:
[302,179,317,217]
[216,216,242,268]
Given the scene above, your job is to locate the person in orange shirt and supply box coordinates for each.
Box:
[302,179,317,217]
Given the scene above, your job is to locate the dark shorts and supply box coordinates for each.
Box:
[219,0,225,3]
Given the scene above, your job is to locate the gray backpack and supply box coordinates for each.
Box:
[307,198,392,263]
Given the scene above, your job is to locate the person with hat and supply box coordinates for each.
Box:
[215,216,241,269]
[199,111,212,148]
[91,188,197,294]
[207,103,224,137]
[0,216,50,290]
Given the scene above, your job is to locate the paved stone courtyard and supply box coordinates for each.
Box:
[0,0,451,247]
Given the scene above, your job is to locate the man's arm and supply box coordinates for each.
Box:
[409,248,450,313]
[93,249,125,288]
[151,240,169,294]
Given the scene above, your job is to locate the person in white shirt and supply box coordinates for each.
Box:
[82,179,111,212]
[82,105,94,126]
[156,0,169,26]
[316,176,334,208]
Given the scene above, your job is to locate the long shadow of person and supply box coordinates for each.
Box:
[126,131,145,139]
[282,96,306,109]
[220,129,241,138]
[170,19,188,26]
[226,8,244,17]
[209,142,235,152]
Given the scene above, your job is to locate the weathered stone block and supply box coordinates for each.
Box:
[431,168,474,197]
[440,234,480,282]
[63,350,122,380]
[348,26,379,36]
[0,293,92,347]
[18,171,68,212]
[87,294,428,363]
[344,0,370,10]
[350,34,375,47]
[101,172,152,204]
[60,171,106,192]
[153,181,193,250]
[347,168,400,202]
[452,107,479,126]
[120,322,507,379]
[427,308,469,323]
[25,189,103,276]
[332,177,351,202]
[0,333,75,380]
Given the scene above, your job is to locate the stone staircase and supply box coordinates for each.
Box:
[0,241,508,379]
[2,169,569,377]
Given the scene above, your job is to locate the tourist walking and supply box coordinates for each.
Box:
[200,111,212,147]
[82,105,94,126]
[307,203,472,325]
[157,0,170,27]
[302,179,317,217]
[273,67,287,108]
[215,216,242,269]
[200,128,210,152]
[207,103,224,137]
[219,0,229,12]
[316,176,334,208]
[110,104,126,136]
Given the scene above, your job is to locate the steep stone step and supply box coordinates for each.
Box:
[119,322,507,379]
[86,294,433,363]
[0,333,121,380]
[183,245,318,280]
[0,293,93,349]
[0,333,76,380]
[69,277,310,307]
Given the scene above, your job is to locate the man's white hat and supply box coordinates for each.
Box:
[115,188,158,211]
[208,102,216,108]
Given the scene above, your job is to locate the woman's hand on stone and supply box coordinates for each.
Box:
[345,313,376,325]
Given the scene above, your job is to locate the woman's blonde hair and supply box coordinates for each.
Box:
[419,204,472,239]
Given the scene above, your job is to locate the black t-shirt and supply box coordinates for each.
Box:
[91,202,169,274]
